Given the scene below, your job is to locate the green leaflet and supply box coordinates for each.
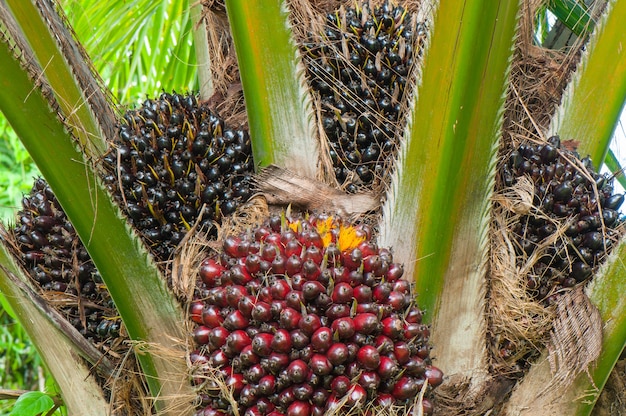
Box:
[225,0,318,178]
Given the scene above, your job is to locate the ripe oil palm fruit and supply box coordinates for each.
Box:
[1,0,626,416]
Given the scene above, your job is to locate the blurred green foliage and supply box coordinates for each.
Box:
[0,1,197,413]
[0,117,39,224]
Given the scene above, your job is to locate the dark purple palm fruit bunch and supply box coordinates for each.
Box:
[100,92,254,263]
[8,178,121,346]
[189,213,442,416]
[300,1,426,192]
[501,135,624,305]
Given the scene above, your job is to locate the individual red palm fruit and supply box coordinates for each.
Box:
[331,316,355,340]
[405,306,423,324]
[310,327,332,352]
[252,333,274,357]
[284,239,303,258]
[271,280,291,300]
[357,345,381,370]
[358,371,381,391]
[378,356,400,379]
[354,312,381,335]
[382,316,405,340]
[287,401,310,416]
[326,303,350,321]
[375,393,395,407]
[346,384,368,406]
[225,372,245,396]
[226,285,247,308]
[353,284,373,303]
[223,310,249,331]
[393,279,411,294]
[386,263,404,281]
[341,248,363,270]
[226,330,252,354]
[392,376,419,400]
[302,281,325,301]
[286,359,309,384]
[261,243,279,262]
[239,344,259,366]
[405,356,426,377]
[298,313,321,336]
[208,327,230,351]
[200,258,225,287]
[244,363,266,384]
[425,365,444,387]
[327,342,349,365]
[279,307,302,330]
[223,235,243,258]
[285,255,303,276]
[266,352,290,374]
[303,245,323,264]
[292,383,314,401]
[230,264,253,285]
[258,374,277,396]
[244,253,262,275]
[193,326,211,345]
[285,291,303,309]
[309,353,332,376]
[301,259,321,280]
[189,300,204,324]
[252,301,272,322]
[238,296,256,318]
[331,282,354,303]
[330,375,351,396]
[393,342,411,365]
[271,329,292,353]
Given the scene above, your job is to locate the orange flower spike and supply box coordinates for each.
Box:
[337,224,365,252]
[288,220,301,233]
[315,216,336,247]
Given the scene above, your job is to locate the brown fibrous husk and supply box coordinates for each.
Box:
[487,176,557,374]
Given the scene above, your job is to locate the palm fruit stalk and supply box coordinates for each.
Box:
[502,136,624,304]
[100,92,254,263]
[8,178,121,347]
[300,1,426,192]
[188,213,442,416]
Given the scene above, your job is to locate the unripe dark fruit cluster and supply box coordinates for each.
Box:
[301,1,425,192]
[9,178,121,345]
[502,136,623,304]
[190,214,441,416]
[101,92,254,263]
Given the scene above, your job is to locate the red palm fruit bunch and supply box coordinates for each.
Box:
[189,213,442,416]
[8,178,121,347]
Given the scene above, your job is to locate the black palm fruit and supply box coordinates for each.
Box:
[9,178,121,347]
[189,213,441,416]
[100,92,254,263]
[503,136,623,305]
[301,1,426,192]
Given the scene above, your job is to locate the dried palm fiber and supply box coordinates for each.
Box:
[289,0,426,194]
[200,0,247,129]
[178,197,443,415]
[488,176,556,373]
[3,178,150,415]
